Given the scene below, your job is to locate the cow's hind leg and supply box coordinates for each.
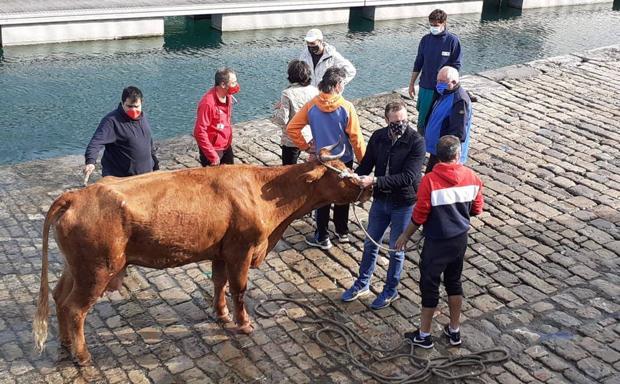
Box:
[226,259,253,334]
[52,268,74,346]
[64,271,109,365]
[212,260,231,323]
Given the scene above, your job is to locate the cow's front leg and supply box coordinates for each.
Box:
[211,260,231,323]
[226,258,253,334]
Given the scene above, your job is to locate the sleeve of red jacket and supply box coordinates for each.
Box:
[193,102,218,163]
[412,175,432,225]
[471,176,484,216]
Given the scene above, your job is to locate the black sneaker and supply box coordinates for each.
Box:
[404,330,434,349]
[305,235,333,250]
[443,324,462,346]
[334,233,350,243]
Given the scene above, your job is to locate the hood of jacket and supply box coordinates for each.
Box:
[313,92,345,113]
[432,162,466,186]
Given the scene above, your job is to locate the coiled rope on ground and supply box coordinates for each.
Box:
[255,298,510,383]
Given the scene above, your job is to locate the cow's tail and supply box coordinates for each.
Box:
[33,194,71,354]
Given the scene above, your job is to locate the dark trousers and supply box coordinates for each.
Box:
[315,160,353,241]
[199,147,234,167]
[419,231,468,308]
[281,146,301,166]
[425,154,439,174]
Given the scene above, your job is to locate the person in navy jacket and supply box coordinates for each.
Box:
[84,86,159,181]
[408,9,462,135]
[424,66,472,173]
[396,135,483,349]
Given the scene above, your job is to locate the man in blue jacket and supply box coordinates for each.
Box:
[424,66,472,173]
[408,9,462,135]
[84,86,159,182]
[341,100,425,309]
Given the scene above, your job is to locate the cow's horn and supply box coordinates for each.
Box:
[319,143,346,161]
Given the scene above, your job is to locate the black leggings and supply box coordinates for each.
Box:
[281,146,301,165]
[314,160,353,241]
[419,231,468,308]
[199,147,234,167]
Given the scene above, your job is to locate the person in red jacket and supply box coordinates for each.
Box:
[396,135,484,349]
[194,67,240,166]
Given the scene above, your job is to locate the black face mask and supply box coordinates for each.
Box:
[308,45,321,55]
[388,121,407,136]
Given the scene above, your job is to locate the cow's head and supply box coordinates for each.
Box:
[305,143,373,205]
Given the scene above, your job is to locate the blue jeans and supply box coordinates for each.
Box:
[355,198,414,296]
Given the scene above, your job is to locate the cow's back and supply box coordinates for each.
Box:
[93,166,269,268]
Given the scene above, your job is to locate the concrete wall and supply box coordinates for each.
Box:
[211,9,350,31]
[508,0,611,8]
[363,1,484,20]
[0,18,164,46]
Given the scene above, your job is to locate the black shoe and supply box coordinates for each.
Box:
[305,235,333,250]
[404,330,434,349]
[334,233,350,243]
[443,324,462,346]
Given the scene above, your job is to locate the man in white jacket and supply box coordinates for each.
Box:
[299,28,356,88]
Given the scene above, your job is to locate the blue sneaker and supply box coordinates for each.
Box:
[341,285,370,302]
[370,291,399,310]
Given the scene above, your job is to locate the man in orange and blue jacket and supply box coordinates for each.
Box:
[287,66,366,250]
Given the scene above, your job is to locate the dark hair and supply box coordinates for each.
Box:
[214,67,236,86]
[318,67,346,93]
[121,86,143,103]
[287,60,312,86]
[429,9,447,23]
[384,100,407,118]
[436,135,461,162]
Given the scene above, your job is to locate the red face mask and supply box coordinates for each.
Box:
[125,109,141,120]
[227,84,240,95]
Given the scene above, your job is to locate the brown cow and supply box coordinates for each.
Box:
[33,149,372,365]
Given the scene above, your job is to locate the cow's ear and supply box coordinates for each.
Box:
[303,166,327,183]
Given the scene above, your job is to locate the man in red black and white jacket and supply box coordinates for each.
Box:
[396,134,483,349]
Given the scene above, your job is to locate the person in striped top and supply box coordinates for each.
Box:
[396,135,484,349]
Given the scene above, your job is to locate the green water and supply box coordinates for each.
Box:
[0,2,619,164]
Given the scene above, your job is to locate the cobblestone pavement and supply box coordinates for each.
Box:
[1,45,619,384]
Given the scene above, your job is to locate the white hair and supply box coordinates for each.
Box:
[439,66,459,83]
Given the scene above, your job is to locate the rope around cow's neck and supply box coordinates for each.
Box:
[254,298,510,383]
[351,197,424,254]
[322,160,423,254]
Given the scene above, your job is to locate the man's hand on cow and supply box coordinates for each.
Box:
[358,175,375,188]
[83,164,95,186]
[211,157,221,166]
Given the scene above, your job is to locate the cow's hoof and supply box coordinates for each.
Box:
[235,323,254,335]
[215,312,232,323]
[75,352,92,366]
[60,338,72,347]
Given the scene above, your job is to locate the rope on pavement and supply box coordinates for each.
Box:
[255,298,509,383]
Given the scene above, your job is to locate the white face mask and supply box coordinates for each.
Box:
[430,26,443,35]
